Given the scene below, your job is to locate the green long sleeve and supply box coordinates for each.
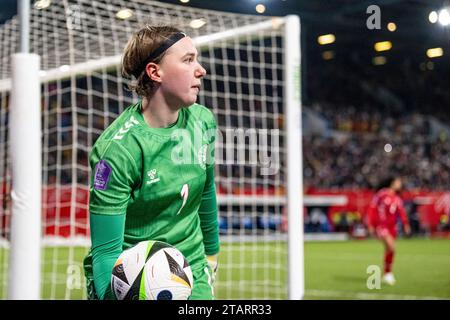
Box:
[90,212,125,300]
[198,165,220,256]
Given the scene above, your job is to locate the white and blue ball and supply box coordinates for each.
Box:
[111,240,193,300]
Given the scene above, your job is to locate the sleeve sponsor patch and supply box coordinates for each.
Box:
[93,159,112,190]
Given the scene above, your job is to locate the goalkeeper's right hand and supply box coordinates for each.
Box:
[206,254,218,286]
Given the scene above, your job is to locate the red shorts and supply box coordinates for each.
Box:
[375,225,397,239]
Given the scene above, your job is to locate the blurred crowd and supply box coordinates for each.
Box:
[31,53,450,192]
[303,54,449,191]
[303,122,449,190]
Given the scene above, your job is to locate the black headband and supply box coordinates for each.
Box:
[139,32,186,73]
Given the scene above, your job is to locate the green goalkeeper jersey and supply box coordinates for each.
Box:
[84,101,220,299]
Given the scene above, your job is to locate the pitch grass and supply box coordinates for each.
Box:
[0,238,449,300]
[302,238,450,300]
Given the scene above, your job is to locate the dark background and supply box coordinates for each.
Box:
[1,0,449,116]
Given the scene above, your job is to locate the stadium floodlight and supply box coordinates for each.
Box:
[372,56,387,65]
[374,41,392,52]
[438,8,450,26]
[0,0,303,300]
[429,11,438,23]
[317,34,335,45]
[387,22,396,32]
[34,0,52,10]
[427,47,444,58]
[256,4,266,14]
[189,18,206,29]
[116,8,134,20]
[322,51,334,60]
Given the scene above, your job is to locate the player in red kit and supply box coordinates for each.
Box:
[367,176,411,285]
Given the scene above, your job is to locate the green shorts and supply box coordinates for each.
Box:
[188,260,214,300]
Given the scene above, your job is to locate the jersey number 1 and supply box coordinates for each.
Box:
[177,184,189,215]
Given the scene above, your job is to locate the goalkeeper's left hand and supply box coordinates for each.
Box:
[206,254,219,286]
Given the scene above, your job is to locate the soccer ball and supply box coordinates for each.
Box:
[111,240,193,300]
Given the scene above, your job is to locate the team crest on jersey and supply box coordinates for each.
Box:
[197,144,207,170]
[146,169,160,185]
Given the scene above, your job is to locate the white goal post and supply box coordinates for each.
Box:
[0,0,303,300]
[7,0,42,300]
[8,53,42,300]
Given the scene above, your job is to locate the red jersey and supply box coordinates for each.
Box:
[367,188,409,228]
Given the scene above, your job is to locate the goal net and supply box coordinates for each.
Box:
[0,0,302,300]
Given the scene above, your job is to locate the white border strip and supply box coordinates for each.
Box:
[305,289,450,300]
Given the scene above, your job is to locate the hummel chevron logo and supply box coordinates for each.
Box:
[113,116,139,140]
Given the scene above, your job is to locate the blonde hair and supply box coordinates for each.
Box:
[122,25,182,97]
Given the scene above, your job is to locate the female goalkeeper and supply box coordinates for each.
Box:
[83,25,219,300]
